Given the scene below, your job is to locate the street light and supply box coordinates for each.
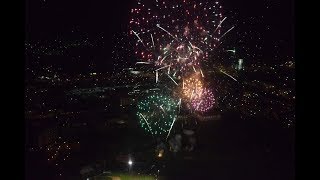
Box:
[128,159,133,166]
[158,149,164,158]
[128,159,133,173]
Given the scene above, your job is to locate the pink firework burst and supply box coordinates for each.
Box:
[190,88,215,112]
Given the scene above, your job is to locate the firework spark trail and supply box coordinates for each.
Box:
[139,113,153,133]
[226,47,236,54]
[155,65,170,71]
[200,68,204,77]
[166,117,177,140]
[173,71,177,77]
[136,61,152,64]
[156,24,179,41]
[160,56,168,64]
[188,42,200,55]
[219,26,235,40]
[217,41,223,47]
[147,88,160,91]
[220,70,238,82]
[159,105,166,114]
[150,34,155,48]
[188,42,194,49]
[193,66,197,73]
[167,74,178,85]
[214,17,227,33]
[155,70,159,83]
[222,95,227,101]
[189,42,203,53]
[195,46,203,52]
[178,98,182,112]
[182,79,185,89]
[132,30,146,47]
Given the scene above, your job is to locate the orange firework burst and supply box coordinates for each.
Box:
[182,73,203,101]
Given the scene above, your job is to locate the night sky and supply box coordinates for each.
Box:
[26,0,294,71]
[25,2,295,179]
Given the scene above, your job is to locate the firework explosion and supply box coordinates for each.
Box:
[129,0,225,76]
[180,73,215,112]
[181,72,203,101]
[130,0,232,136]
[137,93,178,136]
[191,88,215,112]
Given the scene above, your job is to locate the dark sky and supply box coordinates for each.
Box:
[26,0,133,40]
[26,0,293,41]
[25,0,294,72]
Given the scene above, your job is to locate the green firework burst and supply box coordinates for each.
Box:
[137,93,178,136]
